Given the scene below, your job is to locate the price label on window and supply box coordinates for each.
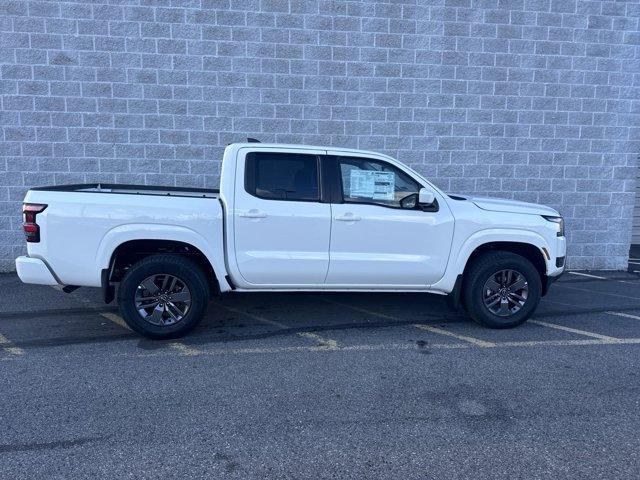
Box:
[350,170,395,201]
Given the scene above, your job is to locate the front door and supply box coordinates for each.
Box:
[233,148,331,286]
[325,153,454,286]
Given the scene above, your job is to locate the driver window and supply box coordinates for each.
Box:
[337,156,421,208]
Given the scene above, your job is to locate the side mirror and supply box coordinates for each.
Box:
[399,193,418,209]
[418,188,435,206]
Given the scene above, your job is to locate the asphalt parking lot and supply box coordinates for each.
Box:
[2,270,640,479]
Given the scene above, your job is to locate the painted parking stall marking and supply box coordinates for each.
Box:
[314,296,398,321]
[316,295,493,346]
[1,271,635,359]
[48,285,203,356]
[169,342,203,356]
[413,324,496,347]
[606,311,640,321]
[568,271,607,280]
[212,301,341,350]
[50,286,130,330]
[566,270,640,285]
[556,283,640,301]
[100,311,129,330]
[0,332,24,356]
[529,320,621,342]
[124,336,640,360]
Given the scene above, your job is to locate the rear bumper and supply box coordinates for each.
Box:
[15,256,59,285]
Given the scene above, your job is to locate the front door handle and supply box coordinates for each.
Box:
[239,209,267,219]
[334,213,361,222]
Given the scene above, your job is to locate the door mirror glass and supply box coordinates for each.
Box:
[399,193,418,209]
[418,188,435,206]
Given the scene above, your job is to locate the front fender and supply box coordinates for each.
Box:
[453,229,550,276]
[431,228,551,293]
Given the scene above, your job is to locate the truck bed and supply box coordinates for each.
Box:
[29,183,219,199]
[22,183,224,288]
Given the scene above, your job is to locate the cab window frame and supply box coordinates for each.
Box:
[333,155,433,211]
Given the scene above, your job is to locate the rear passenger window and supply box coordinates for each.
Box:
[245,152,320,201]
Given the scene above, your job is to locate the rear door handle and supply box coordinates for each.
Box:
[334,213,361,222]
[239,209,267,219]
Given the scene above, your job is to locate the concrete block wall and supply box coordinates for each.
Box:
[1,0,639,272]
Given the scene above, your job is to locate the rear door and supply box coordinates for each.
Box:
[324,152,454,286]
[233,147,331,286]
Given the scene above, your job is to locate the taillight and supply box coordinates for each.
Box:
[22,203,47,243]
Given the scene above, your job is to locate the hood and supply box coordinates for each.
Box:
[450,195,559,216]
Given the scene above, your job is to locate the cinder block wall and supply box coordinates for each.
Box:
[1,0,639,272]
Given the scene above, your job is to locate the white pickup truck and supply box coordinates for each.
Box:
[16,141,566,338]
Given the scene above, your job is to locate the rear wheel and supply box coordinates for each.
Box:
[463,251,542,328]
[117,255,209,339]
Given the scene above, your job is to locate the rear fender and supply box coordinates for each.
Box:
[96,224,230,292]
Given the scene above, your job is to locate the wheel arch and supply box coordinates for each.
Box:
[98,225,229,301]
[463,241,547,283]
[109,238,217,287]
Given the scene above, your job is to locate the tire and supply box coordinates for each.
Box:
[117,254,210,339]
[462,251,542,329]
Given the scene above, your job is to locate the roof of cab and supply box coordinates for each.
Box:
[225,142,395,160]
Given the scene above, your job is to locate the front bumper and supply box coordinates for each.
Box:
[546,235,567,277]
[543,267,565,295]
[15,256,59,285]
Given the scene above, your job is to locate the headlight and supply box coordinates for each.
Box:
[542,215,564,237]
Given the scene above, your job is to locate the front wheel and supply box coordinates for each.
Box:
[463,252,542,329]
[117,255,210,339]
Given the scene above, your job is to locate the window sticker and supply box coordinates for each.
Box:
[349,170,395,201]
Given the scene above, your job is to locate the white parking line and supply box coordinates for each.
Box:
[542,298,587,309]
[169,342,202,356]
[566,271,639,285]
[296,332,340,349]
[125,336,640,359]
[213,302,341,349]
[316,296,495,346]
[126,341,449,358]
[556,283,640,300]
[606,311,640,321]
[568,271,607,280]
[499,338,632,347]
[0,332,24,356]
[100,312,130,330]
[315,297,397,320]
[529,320,620,342]
[94,311,202,354]
[543,298,640,325]
[48,286,132,330]
[413,324,496,347]
[49,287,202,354]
